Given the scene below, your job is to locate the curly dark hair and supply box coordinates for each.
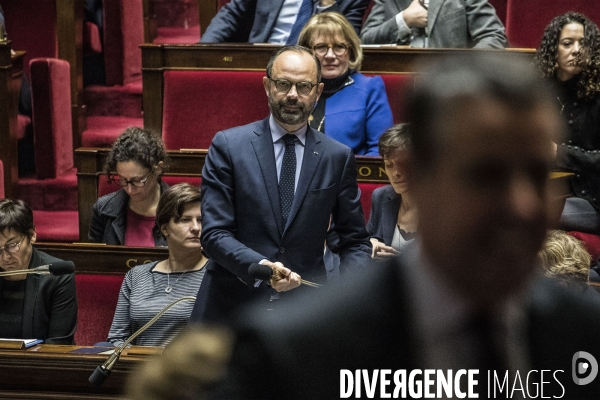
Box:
[535,12,600,100]
[103,127,170,177]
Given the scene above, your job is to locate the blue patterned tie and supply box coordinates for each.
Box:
[279,134,297,226]
[286,0,313,44]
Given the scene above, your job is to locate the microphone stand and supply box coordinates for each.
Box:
[89,296,197,388]
[0,263,75,277]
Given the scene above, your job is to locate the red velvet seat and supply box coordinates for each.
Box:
[162,70,268,150]
[506,0,600,48]
[2,1,57,78]
[568,231,600,263]
[18,58,79,242]
[103,0,144,86]
[373,73,416,124]
[75,274,124,345]
[358,182,386,222]
[487,0,507,26]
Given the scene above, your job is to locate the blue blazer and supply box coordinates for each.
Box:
[191,117,372,322]
[366,185,400,245]
[201,0,370,43]
[323,73,393,156]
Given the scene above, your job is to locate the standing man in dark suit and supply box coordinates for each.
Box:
[200,0,370,43]
[191,45,371,323]
[361,0,507,48]
[177,53,600,398]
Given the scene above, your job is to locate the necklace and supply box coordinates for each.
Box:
[164,258,209,293]
[556,96,566,114]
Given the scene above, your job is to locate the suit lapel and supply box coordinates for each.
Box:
[252,119,284,236]
[382,189,401,245]
[285,128,323,231]
[257,0,287,42]
[427,0,447,35]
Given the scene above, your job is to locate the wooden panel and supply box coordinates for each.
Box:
[36,242,169,274]
[0,344,159,399]
[56,0,85,148]
[0,43,25,199]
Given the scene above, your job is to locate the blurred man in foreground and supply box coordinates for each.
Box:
[128,53,600,399]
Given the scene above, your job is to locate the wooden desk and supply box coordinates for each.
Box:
[0,42,25,200]
[75,147,388,241]
[0,344,160,399]
[36,242,169,275]
[140,44,535,137]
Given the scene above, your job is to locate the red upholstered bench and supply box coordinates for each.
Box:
[568,231,600,264]
[358,182,386,222]
[18,58,79,242]
[370,73,416,124]
[162,70,269,150]
[75,274,124,346]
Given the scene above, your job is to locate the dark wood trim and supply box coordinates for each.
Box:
[36,242,168,274]
[199,0,218,36]
[56,0,85,149]
[0,345,159,399]
[0,43,24,199]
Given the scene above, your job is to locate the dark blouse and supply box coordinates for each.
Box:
[554,77,600,211]
[0,279,26,338]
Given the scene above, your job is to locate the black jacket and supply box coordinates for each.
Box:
[0,247,77,344]
[88,180,169,246]
[555,77,600,211]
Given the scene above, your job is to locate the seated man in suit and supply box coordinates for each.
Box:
[190,45,371,323]
[201,0,370,44]
[165,53,600,398]
[361,0,507,48]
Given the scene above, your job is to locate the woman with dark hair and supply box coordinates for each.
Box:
[298,12,393,156]
[535,12,600,233]
[367,124,416,258]
[88,127,170,246]
[107,183,208,347]
[0,199,77,344]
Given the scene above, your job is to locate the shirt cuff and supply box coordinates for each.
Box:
[396,11,412,42]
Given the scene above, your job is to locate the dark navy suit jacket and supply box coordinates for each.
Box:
[200,0,370,43]
[366,184,401,245]
[191,117,371,322]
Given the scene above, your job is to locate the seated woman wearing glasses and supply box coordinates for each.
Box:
[88,127,170,246]
[107,183,208,347]
[0,199,77,344]
[298,12,393,156]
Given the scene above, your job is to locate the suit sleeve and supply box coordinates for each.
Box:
[360,0,407,44]
[334,0,371,35]
[364,76,393,156]
[466,0,507,49]
[45,273,78,344]
[200,0,256,43]
[332,150,372,275]
[201,132,268,283]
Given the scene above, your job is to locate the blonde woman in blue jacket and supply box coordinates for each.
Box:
[298,12,393,156]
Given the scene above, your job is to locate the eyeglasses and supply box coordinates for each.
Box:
[111,172,152,188]
[312,43,349,57]
[268,78,318,96]
[0,236,25,255]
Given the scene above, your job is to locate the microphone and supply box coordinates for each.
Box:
[0,261,75,277]
[248,263,321,288]
[89,296,197,388]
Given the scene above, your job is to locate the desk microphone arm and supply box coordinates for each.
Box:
[89,296,197,388]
